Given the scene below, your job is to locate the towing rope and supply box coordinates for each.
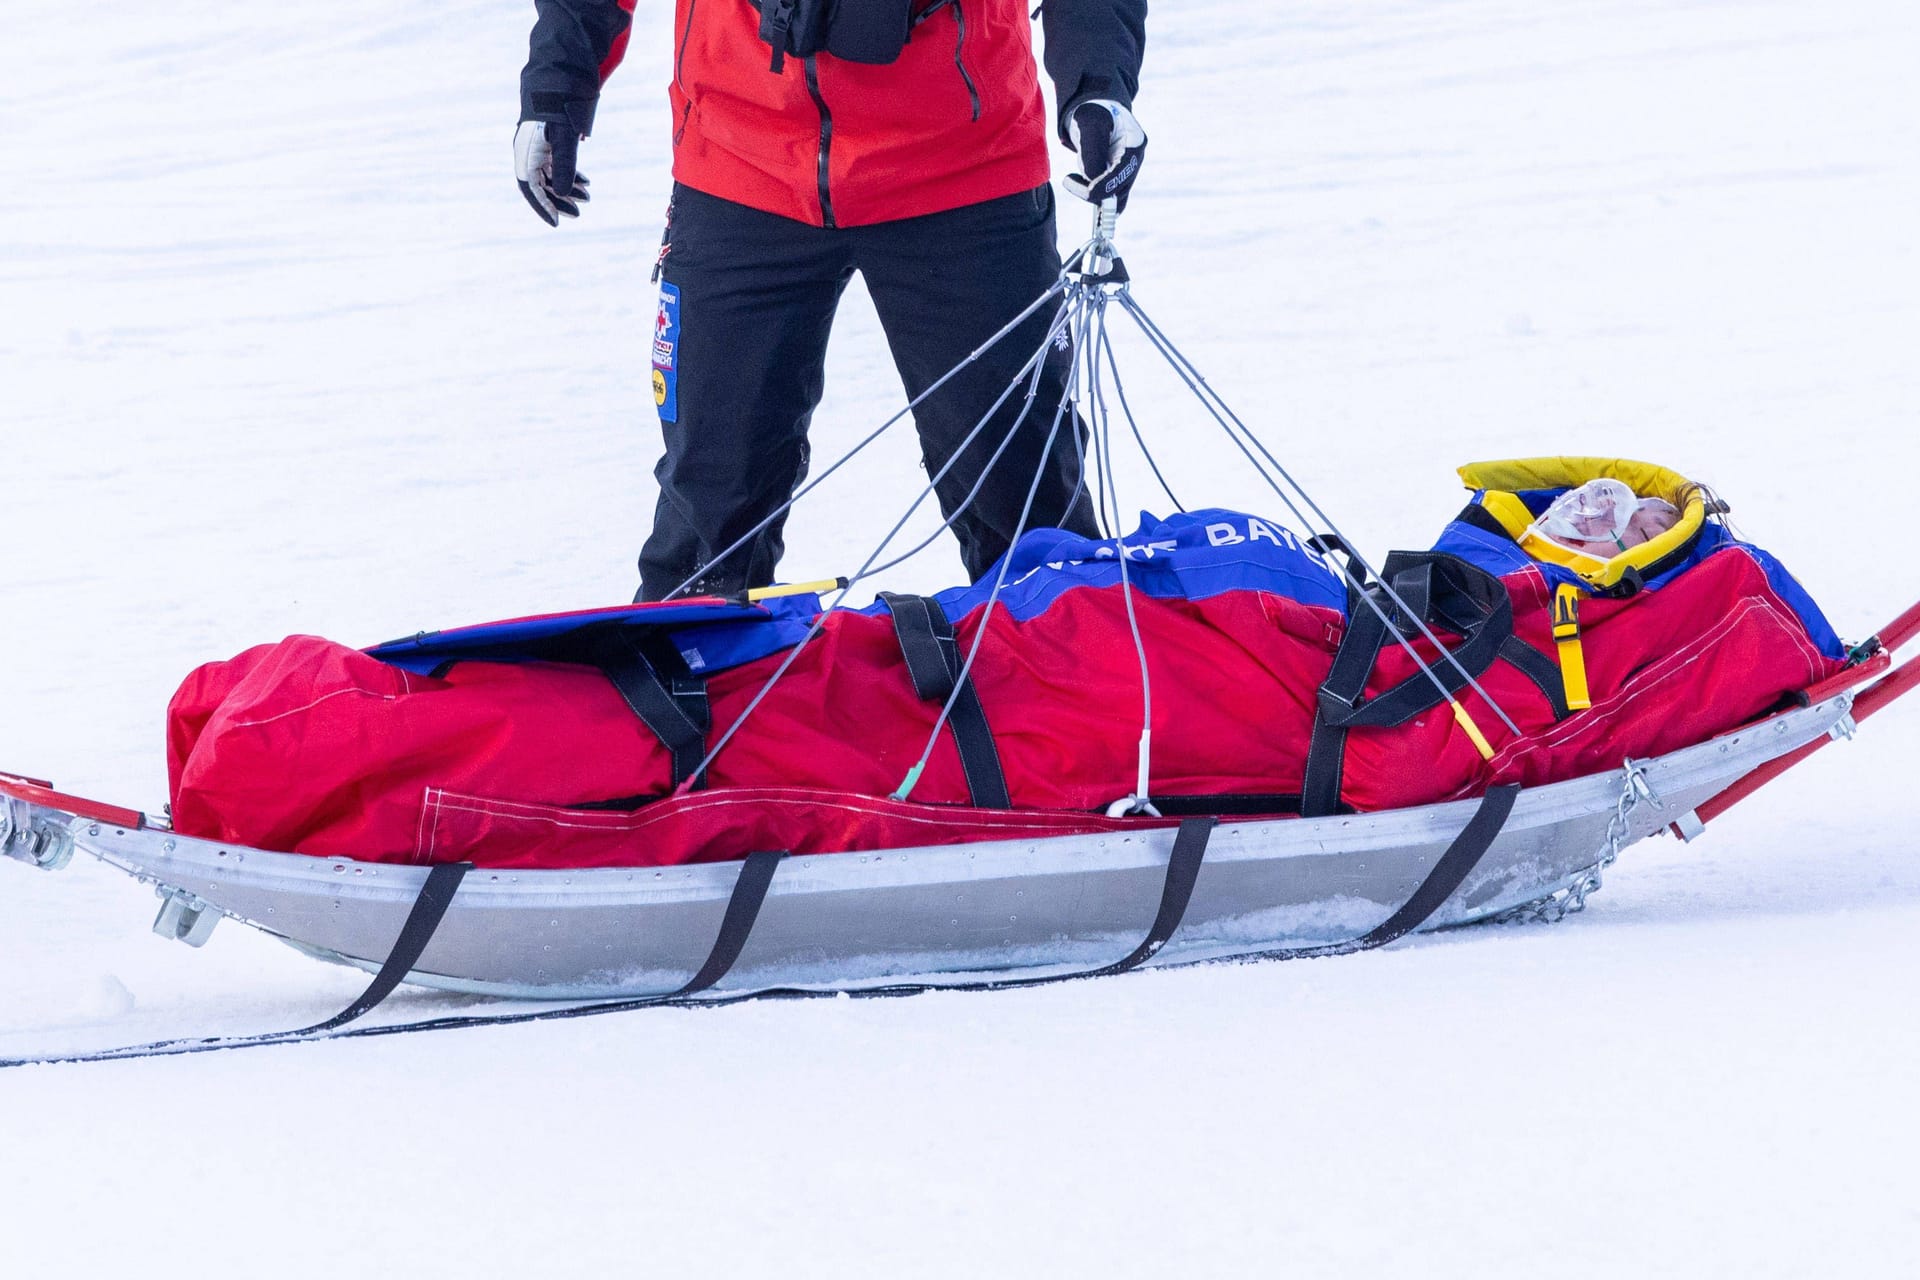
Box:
[650,230,1523,795]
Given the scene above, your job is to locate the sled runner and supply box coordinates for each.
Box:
[4,228,1912,1065]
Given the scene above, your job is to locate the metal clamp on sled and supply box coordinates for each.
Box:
[1,795,74,871]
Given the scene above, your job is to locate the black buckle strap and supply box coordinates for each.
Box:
[1320,554,1513,729]
[880,592,1011,808]
[596,631,712,791]
[1303,553,1517,817]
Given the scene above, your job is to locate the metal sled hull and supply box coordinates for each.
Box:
[7,696,1852,998]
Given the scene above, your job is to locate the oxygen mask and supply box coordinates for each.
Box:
[1532,478,1638,551]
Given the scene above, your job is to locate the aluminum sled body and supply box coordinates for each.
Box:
[1,693,1855,999]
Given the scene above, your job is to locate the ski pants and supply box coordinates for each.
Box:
[637,182,1099,601]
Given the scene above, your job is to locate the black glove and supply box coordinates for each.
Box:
[1064,100,1147,214]
[514,120,591,226]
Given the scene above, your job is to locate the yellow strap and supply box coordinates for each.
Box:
[1552,583,1592,711]
[746,577,850,602]
[1450,701,1497,761]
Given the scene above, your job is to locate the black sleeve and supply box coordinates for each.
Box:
[520,0,635,135]
[1037,0,1148,143]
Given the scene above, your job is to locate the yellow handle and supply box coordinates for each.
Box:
[746,577,850,602]
[1450,700,1497,761]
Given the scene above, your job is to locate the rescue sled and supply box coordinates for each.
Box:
[6,237,1915,1066]
[0,658,1891,1000]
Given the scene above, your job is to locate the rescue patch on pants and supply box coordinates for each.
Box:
[652,282,681,422]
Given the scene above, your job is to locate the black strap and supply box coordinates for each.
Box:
[1304,532,1373,589]
[302,861,472,1033]
[1499,635,1572,720]
[879,592,1011,808]
[1077,816,1215,976]
[1299,715,1352,820]
[1452,500,1514,541]
[1147,793,1302,817]
[881,591,960,701]
[1257,783,1520,960]
[1302,553,1517,817]
[596,631,712,790]
[1319,554,1514,730]
[674,849,786,995]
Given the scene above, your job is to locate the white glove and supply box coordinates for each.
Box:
[514,120,590,226]
[1064,100,1148,214]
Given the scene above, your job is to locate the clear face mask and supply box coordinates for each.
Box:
[1531,478,1639,551]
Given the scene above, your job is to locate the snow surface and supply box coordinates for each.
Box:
[4,0,1919,1273]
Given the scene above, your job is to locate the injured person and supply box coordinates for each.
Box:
[165,458,1850,869]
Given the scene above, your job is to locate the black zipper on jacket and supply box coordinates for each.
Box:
[673,0,698,144]
[951,0,981,121]
[802,55,836,227]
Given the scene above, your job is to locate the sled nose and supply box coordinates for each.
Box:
[1,793,74,871]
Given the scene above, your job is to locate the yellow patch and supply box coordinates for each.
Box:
[652,369,667,406]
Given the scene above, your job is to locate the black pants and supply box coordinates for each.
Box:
[637,182,1099,601]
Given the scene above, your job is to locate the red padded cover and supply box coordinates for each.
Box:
[165,550,1841,868]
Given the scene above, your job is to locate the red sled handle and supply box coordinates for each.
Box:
[1682,597,1920,832]
[0,772,147,832]
[1873,598,1920,655]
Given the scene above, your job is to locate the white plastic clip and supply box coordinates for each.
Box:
[1104,795,1162,819]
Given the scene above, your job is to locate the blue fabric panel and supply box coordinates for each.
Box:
[368,600,771,674]
[1429,518,1539,579]
[369,510,1344,677]
[922,509,1347,623]
[671,509,1346,675]
[669,595,826,674]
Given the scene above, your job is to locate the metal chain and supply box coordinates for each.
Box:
[1493,760,1654,925]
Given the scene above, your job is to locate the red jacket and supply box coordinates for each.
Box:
[521,0,1146,227]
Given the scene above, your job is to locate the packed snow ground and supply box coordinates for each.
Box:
[4,0,1918,1273]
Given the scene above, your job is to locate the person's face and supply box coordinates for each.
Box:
[1627,501,1679,545]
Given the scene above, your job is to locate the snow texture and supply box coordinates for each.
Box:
[3,0,1919,1274]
